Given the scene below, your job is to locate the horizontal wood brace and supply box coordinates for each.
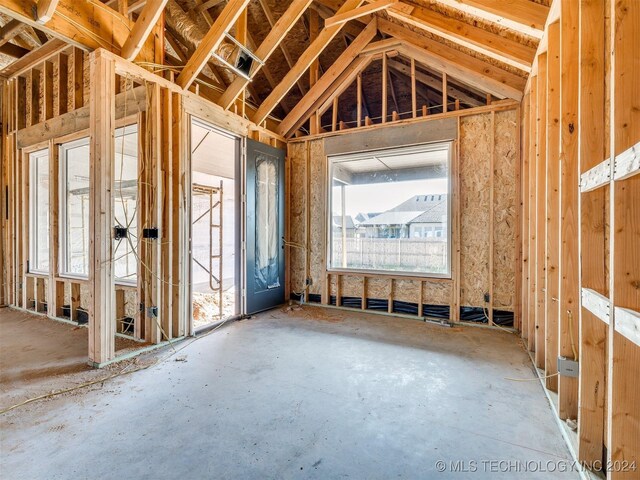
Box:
[581,288,610,324]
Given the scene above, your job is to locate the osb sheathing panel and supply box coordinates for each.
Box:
[422,280,451,305]
[287,142,307,295]
[341,275,362,298]
[393,279,421,302]
[460,113,491,307]
[367,277,391,299]
[308,140,326,295]
[493,110,517,310]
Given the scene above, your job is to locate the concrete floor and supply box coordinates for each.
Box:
[1,305,577,479]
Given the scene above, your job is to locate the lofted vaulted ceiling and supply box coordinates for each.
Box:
[0,0,549,136]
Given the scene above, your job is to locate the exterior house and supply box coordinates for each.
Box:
[358,195,447,238]
[332,215,357,238]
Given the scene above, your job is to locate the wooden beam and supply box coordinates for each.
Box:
[381,51,387,122]
[197,0,225,11]
[378,19,526,100]
[35,0,60,24]
[357,71,362,126]
[121,0,169,60]
[558,0,579,421]
[218,0,313,109]
[0,38,66,77]
[0,0,153,61]
[527,76,537,352]
[608,0,640,475]
[0,19,22,46]
[324,0,396,27]
[386,2,536,70]
[57,52,68,115]
[16,85,147,148]
[544,21,560,392]
[442,72,447,113]
[535,51,547,370]
[577,4,607,460]
[251,0,365,125]
[88,50,115,366]
[436,0,549,33]
[410,57,416,117]
[276,19,376,136]
[175,0,251,90]
[0,42,29,59]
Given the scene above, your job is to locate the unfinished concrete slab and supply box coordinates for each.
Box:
[1,306,576,479]
[0,308,150,411]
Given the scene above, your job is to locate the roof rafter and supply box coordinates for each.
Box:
[251,0,366,125]
[0,19,23,47]
[217,0,314,110]
[175,0,251,90]
[276,19,377,136]
[378,19,525,100]
[121,0,169,60]
[385,2,536,71]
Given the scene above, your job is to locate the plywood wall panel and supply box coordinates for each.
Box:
[393,279,421,303]
[308,139,325,296]
[459,113,492,308]
[287,141,307,297]
[422,280,452,306]
[493,109,518,310]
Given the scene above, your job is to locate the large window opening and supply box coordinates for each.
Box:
[60,138,90,278]
[113,125,139,284]
[29,149,50,274]
[329,143,452,277]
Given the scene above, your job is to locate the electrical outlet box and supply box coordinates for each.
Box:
[558,356,579,378]
[143,227,159,239]
[484,292,490,303]
[114,226,128,240]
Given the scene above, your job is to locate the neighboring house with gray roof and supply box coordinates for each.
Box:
[358,195,447,238]
[332,215,357,237]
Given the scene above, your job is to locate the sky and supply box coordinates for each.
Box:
[332,178,448,217]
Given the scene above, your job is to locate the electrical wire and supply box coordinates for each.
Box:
[504,372,559,382]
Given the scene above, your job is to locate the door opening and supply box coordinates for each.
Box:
[190,119,240,330]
